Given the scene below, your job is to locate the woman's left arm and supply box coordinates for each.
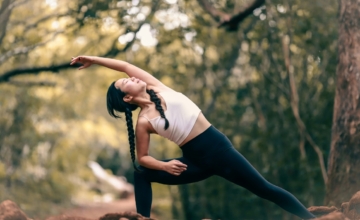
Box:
[135,118,187,174]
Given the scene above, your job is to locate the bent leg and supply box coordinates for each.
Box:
[134,157,213,217]
[213,147,315,219]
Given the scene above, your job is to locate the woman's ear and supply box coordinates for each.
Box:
[123,94,133,103]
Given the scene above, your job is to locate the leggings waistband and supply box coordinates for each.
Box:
[180,125,232,161]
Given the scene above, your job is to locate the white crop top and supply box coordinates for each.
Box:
[141,90,201,145]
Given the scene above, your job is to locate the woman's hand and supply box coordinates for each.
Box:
[70,56,96,70]
[163,160,187,176]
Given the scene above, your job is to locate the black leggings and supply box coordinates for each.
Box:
[134,126,315,219]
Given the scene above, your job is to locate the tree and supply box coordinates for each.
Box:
[326,0,360,206]
[0,0,342,218]
[0,0,160,84]
[196,0,265,31]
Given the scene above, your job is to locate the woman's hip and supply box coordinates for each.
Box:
[180,126,234,164]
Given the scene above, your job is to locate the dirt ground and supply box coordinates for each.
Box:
[1,191,359,220]
[57,195,137,219]
[0,195,155,220]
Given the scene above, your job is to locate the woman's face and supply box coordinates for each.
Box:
[115,77,146,96]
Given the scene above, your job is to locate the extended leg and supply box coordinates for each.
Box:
[134,157,213,217]
[213,147,315,219]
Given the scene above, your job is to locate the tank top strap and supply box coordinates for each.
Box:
[139,115,150,121]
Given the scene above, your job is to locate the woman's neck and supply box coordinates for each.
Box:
[130,92,152,109]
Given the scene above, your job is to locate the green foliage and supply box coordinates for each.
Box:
[0,0,338,219]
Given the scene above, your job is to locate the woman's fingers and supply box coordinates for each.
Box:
[78,62,90,70]
[173,160,187,167]
[173,162,187,173]
[70,57,93,70]
[172,170,183,176]
[173,167,185,172]
[70,56,86,65]
[168,168,184,175]
[70,57,81,65]
[168,160,187,175]
[176,166,187,171]
[172,166,187,175]
[175,163,187,169]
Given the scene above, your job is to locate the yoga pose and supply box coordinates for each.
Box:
[70,56,315,219]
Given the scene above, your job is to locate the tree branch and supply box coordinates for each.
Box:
[8,80,56,87]
[0,30,64,65]
[197,0,265,31]
[282,35,328,184]
[0,63,70,83]
[203,19,257,115]
[0,0,161,84]
[196,0,231,22]
[0,0,12,45]
[8,0,28,10]
[22,12,71,32]
[219,0,265,31]
[0,0,27,45]
[0,35,137,83]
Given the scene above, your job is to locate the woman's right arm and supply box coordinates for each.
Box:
[70,56,169,90]
[136,118,187,175]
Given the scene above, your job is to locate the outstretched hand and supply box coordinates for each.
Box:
[70,56,95,70]
[164,160,187,176]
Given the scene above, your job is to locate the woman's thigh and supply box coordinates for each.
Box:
[139,157,213,185]
[212,147,269,191]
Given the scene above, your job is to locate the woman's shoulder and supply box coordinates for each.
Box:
[136,116,151,130]
[136,112,158,134]
[146,84,177,94]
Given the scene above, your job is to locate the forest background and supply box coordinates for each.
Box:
[0,0,344,219]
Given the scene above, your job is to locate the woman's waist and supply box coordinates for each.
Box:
[180,124,233,162]
[179,112,211,146]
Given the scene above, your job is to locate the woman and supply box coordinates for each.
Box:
[70,56,315,219]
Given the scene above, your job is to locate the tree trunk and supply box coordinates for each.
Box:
[326,0,360,206]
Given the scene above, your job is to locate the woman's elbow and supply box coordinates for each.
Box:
[138,156,147,166]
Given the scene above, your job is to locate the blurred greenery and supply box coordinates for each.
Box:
[0,0,338,219]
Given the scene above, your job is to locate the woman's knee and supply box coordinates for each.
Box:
[134,169,149,182]
[249,180,278,198]
[134,167,160,183]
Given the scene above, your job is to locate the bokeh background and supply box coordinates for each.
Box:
[0,0,340,219]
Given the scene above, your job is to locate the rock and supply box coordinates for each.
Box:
[340,191,360,219]
[0,200,30,220]
[341,191,360,219]
[0,200,156,220]
[341,202,350,218]
[99,212,155,220]
[348,191,360,212]
[315,211,349,220]
[308,206,338,215]
[45,215,93,220]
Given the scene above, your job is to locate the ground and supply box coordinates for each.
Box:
[58,195,137,219]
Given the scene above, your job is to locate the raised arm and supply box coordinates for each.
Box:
[70,56,167,89]
[136,118,187,175]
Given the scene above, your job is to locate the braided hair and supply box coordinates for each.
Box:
[146,89,169,129]
[106,81,169,172]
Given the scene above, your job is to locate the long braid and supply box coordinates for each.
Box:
[107,82,169,172]
[124,108,141,172]
[146,89,169,130]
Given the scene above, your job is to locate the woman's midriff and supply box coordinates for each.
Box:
[179,112,212,147]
